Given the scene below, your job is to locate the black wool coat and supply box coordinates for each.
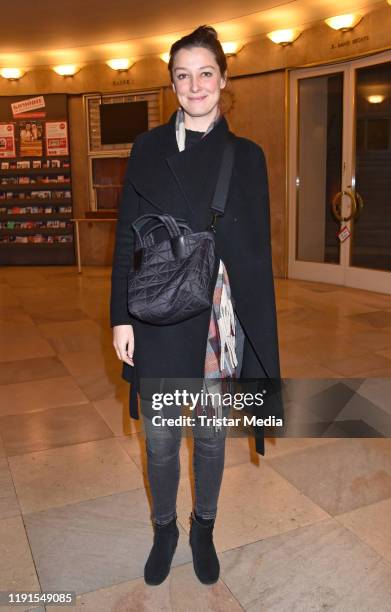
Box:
[110,110,282,455]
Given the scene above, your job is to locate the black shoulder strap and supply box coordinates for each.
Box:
[210,133,235,216]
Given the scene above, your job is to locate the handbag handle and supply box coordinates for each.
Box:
[132,213,183,249]
[143,221,192,247]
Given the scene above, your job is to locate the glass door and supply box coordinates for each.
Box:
[89,156,128,211]
[288,50,391,294]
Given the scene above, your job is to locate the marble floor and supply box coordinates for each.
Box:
[0,266,391,612]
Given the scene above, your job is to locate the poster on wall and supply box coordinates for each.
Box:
[0,123,16,158]
[18,120,43,156]
[45,121,69,156]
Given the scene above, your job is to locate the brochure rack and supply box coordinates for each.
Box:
[0,94,75,265]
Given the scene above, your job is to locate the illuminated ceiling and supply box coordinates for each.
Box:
[0,0,384,67]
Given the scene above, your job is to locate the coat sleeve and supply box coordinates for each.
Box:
[110,136,143,327]
[248,143,280,379]
[228,140,281,380]
[254,145,284,446]
[235,142,284,453]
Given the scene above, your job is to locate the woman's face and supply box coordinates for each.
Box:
[171,46,226,122]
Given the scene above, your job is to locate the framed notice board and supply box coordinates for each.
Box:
[0,94,75,265]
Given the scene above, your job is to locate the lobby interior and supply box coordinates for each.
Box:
[1,1,391,610]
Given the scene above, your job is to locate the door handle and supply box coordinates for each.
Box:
[353,190,364,219]
[331,190,357,222]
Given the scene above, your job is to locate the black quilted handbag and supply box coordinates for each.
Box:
[127,136,235,325]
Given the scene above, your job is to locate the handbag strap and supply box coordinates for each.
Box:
[209,133,235,232]
[131,134,235,240]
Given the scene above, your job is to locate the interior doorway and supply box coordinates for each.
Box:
[288,50,391,294]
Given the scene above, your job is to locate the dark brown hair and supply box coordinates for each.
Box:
[168,25,227,82]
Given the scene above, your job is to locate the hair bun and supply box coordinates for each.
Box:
[168,24,227,79]
[197,25,218,39]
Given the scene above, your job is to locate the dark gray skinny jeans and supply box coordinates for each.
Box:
[143,411,227,525]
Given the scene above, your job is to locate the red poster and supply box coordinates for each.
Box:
[0,123,16,158]
[45,121,69,156]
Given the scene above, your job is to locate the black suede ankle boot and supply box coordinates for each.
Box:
[144,516,179,586]
[189,512,220,584]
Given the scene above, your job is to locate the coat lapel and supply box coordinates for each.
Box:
[128,110,231,229]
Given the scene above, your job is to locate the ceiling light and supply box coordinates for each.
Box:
[266,29,301,46]
[52,64,79,76]
[0,67,25,80]
[106,58,133,71]
[367,95,385,104]
[221,41,244,56]
[160,52,170,64]
[325,14,362,31]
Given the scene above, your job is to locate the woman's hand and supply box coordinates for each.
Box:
[113,324,134,366]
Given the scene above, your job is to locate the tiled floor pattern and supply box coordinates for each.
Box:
[0,266,391,611]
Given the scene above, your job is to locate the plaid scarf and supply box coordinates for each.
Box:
[175,107,239,429]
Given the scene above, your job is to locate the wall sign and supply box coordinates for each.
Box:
[331,35,369,50]
[11,96,46,117]
[112,78,131,86]
[337,225,351,242]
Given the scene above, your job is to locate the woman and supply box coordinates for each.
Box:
[111,25,281,586]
